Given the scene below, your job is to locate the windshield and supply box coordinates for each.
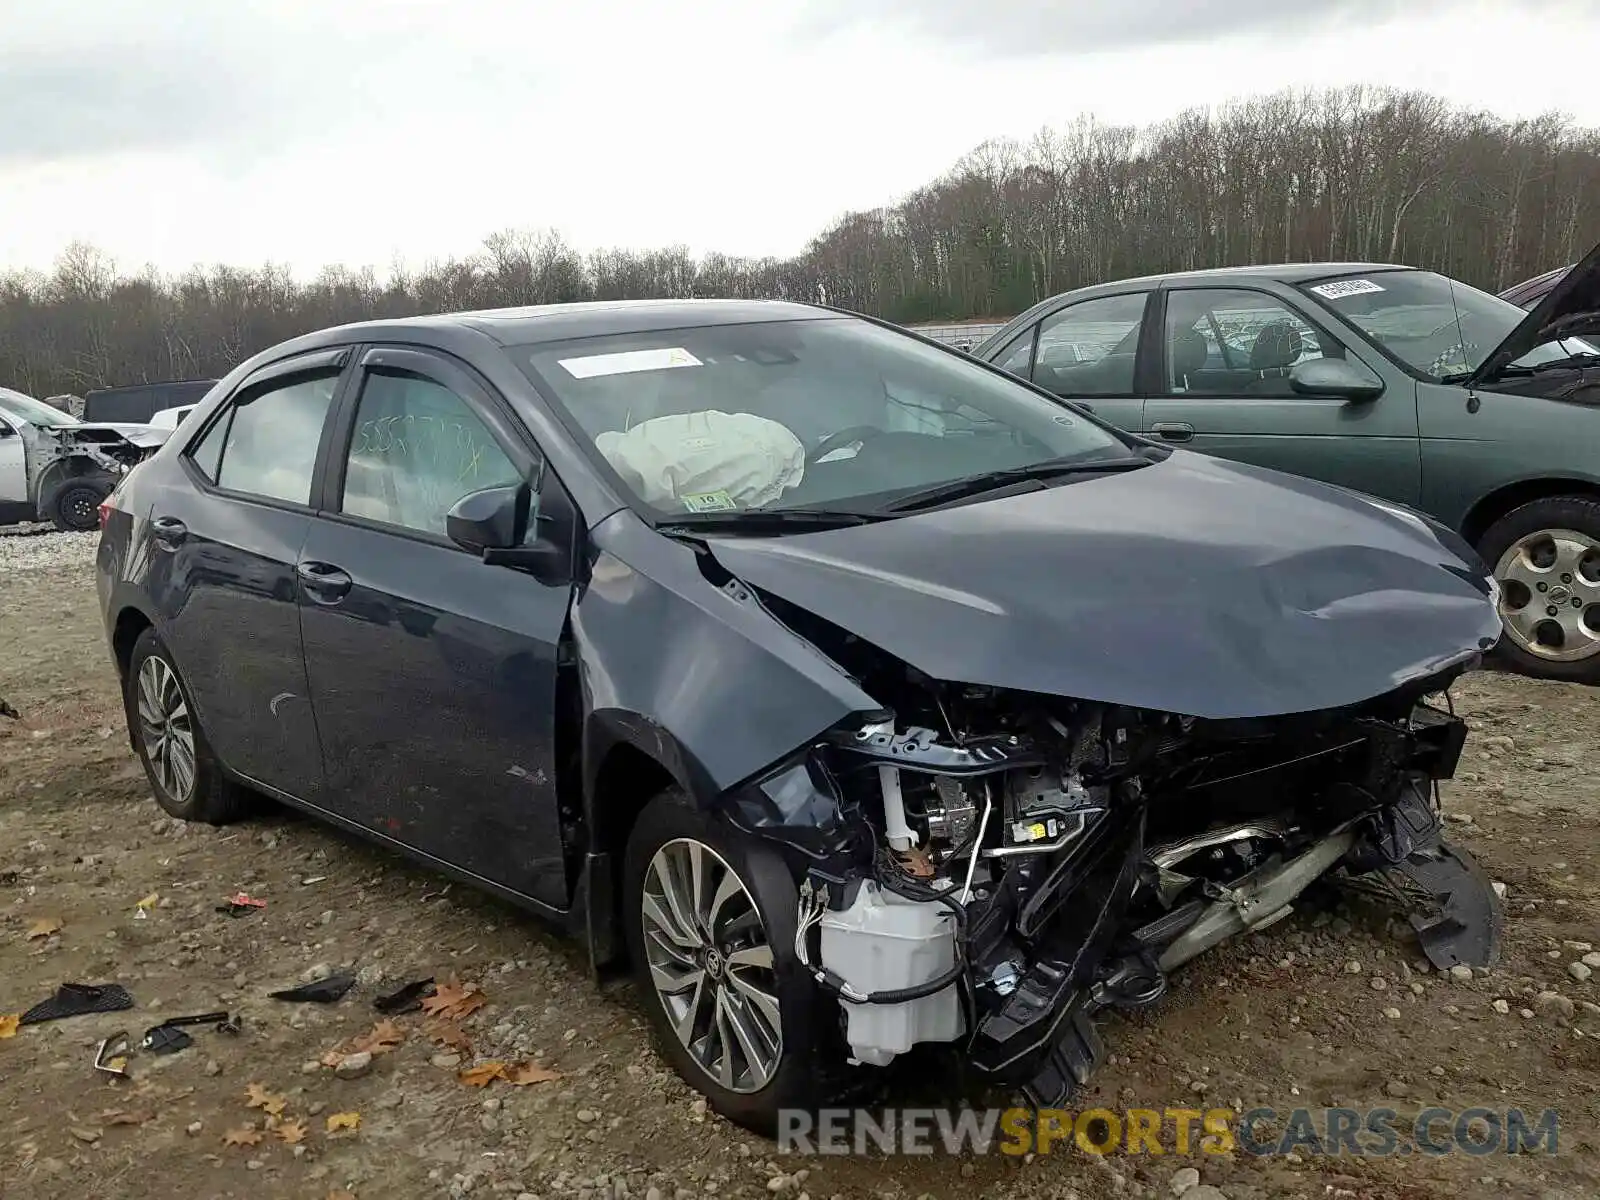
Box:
[1299,271,1595,381]
[0,388,79,428]
[517,317,1130,518]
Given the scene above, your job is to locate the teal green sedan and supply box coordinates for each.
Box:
[973,242,1600,682]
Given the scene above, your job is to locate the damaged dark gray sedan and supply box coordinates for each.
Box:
[95,300,1505,1133]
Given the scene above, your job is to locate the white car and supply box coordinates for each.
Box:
[0,388,169,531]
[148,404,196,432]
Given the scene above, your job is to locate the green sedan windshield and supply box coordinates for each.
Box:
[1300,270,1594,381]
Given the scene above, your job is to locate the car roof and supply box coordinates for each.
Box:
[973,262,1424,352]
[307,298,837,349]
[1073,261,1414,294]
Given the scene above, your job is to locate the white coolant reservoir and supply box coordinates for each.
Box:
[818,880,964,1066]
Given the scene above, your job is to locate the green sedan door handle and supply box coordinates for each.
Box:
[1151,422,1194,443]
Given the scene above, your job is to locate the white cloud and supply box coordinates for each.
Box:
[0,0,1595,275]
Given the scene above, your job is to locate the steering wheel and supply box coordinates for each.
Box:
[808,425,890,465]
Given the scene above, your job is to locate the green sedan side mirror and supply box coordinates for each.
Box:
[1290,357,1384,402]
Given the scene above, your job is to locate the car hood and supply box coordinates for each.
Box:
[50,422,170,448]
[705,453,1501,720]
[1471,237,1600,384]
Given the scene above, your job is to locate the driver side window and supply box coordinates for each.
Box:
[340,369,526,539]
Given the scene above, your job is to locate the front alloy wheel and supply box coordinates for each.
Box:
[1493,527,1600,665]
[136,655,197,805]
[640,838,783,1094]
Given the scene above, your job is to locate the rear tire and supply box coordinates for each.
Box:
[50,480,107,532]
[124,627,253,824]
[622,789,836,1135]
[1477,495,1600,684]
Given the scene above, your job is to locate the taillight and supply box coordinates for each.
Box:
[97,500,113,530]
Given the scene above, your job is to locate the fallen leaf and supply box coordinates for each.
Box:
[425,1020,473,1054]
[276,1120,308,1145]
[25,916,61,940]
[420,978,486,1020]
[244,1082,287,1115]
[328,1191,357,1200]
[135,893,159,910]
[325,1111,361,1133]
[0,1014,18,1039]
[457,1061,508,1087]
[350,1019,404,1055]
[507,1061,561,1086]
[320,1017,407,1069]
[221,1126,263,1147]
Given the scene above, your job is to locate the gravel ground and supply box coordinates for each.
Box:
[0,528,100,572]
[1,546,1598,1200]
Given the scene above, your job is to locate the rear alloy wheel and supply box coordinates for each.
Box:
[622,791,835,1134]
[1479,496,1600,683]
[124,627,254,824]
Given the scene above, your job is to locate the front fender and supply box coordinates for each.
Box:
[570,511,882,819]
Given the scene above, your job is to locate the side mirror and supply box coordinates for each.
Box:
[446,481,571,583]
[1290,357,1384,402]
[446,484,530,553]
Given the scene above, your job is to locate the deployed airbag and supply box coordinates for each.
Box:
[595,410,804,510]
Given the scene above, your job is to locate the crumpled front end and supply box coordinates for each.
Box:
[27,422,166,516]
[720,634,1498,1106]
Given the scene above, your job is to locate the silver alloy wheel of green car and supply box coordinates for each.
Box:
[640,838,783,1094]
[1494,527,1600,663]
[136,655,197,803]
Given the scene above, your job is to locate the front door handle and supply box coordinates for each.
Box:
[296,561,353,603]
[150,515,188,547]
[1150,422,1195,443]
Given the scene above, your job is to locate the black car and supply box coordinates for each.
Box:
[1500,264,1572,310]
[96,301,1503,1132]
[82,379,218,424]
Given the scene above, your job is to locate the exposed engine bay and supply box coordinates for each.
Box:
[728,634,1495,1106]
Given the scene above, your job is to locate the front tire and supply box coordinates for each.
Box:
[622,790,833,1135]
[124,628,252,824]
[1478,495,1600,684]
[50,480,107,532]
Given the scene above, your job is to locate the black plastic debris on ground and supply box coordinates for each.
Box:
[269,971,356,1004]
[215,892,267,917]
[20,983,135,1026]
[373,978,435,1015]
[141,1011,237,1055]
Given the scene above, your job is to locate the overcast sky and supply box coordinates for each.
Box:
[1,0,1594,277]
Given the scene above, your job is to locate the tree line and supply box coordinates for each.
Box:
[3,85,1597,399]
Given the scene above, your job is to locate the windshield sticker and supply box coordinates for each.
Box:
[681,489,737,513]
[558,347,702,379]
[1309,279,1386,300]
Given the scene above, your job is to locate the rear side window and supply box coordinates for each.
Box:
[1032,294,1148,397]
[189,372,339,504]
[340,370,524,538]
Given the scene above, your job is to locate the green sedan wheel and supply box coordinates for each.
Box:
[1480,496,1600,683]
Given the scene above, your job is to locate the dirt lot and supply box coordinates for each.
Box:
[2,534,1598,1200]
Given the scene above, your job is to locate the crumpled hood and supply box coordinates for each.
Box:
[60,422,170,448]
[706,452,1502,719]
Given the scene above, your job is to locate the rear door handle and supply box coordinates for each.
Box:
[1150,422,1195,443]
[150,516,188,547]
[296,560,353,603]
